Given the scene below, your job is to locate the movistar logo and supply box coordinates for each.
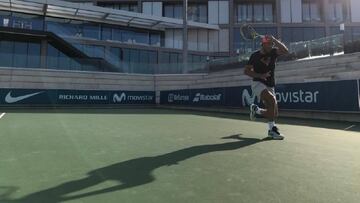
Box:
[5,91,44,104]
[242,89,260,107]
[113,93,153,103]
[275,90,319,103]
[113,93,127,103]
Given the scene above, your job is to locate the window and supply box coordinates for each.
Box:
[302,1,322,22]
[198,4,208,23]
[101,26,112,40]
[352,27,360,41]
[11,12,44,30]
[83,45,105,59]
[174,5,183,19]
[237,4,252,22]
[0,12,43,30]
[122,30,135,43]
[119,4,138,12]
[98,3,138,12]
[281,27,325,45]
[236,2,274,23]
[134,32,149,45]
[264,4,273,22]
[254,4,264,22]
[27,43,41,68]
[83,23,100,40]
[45,17,83,38]
[112,28,122,42]
[46,43,59,69]
[328,0,346,22]
[107,47,121,68]
[150,33,161,46]
[0,40,14,67]
[188,4,208,23]
[160,52,182,64]
[164,4,183,19]
[122,48,157,73]
[13,42,28,68]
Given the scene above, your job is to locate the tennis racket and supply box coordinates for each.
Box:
[240,24,264,40]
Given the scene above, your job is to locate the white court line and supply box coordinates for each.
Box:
[0,113,5,119]
[344,125,356,131]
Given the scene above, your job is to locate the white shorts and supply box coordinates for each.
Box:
[251,81,275,99]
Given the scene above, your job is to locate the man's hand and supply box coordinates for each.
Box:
[270,35,289,55]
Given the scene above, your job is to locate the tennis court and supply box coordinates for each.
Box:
[0,108,359,203]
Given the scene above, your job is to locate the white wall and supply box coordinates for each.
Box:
[164,28,228,52]
[165,29,174,48]
[350,0,360,22]
[142,2,163,17]
[219,29,229,52]
[208,1,219,24]
[281,0,291,23]
[219,1,229,24]
[198,30,208,51]
[188,30,198,51]
[208,31,219,52]
[174,29,183,49]
[208,0,229,24]
[291,0,302,23]
[281,0,302,23]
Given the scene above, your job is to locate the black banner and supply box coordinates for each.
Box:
[160,80,360,112]
[0,89,155,106]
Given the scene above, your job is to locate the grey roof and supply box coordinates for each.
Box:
[0,0,220,30]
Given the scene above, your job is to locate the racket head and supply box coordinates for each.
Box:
[240,24,263,40]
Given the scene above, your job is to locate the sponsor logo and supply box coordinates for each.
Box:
[113,93,153,103]
[113,93,127,103]
[58,94,107,101]
[168,93,190,103]
[192,93,222,102]
[275,90,319,103]
[241,89,320,106]
[241,89,260,106]
[5,91,44,104]
[58,94,88,100]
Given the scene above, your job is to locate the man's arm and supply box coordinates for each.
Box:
[271,36,289,56]
[244,65,270,81]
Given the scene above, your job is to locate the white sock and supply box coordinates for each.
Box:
[268,121,275,130]
[255,107,264,115]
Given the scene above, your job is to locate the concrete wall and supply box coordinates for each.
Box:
[154,52,360,91]
[1,52,360,99]
[0,53,359,121]
[0,68,155,91]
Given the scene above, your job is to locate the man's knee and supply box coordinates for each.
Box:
[261,91,276,107]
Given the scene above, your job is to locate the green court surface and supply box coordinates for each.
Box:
[0,108,359,203]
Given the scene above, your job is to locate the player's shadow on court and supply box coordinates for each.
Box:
[8,135,269,203]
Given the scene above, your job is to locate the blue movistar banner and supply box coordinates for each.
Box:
[274,80,358,111]
[0,89,155,105]
[160,80,360,112]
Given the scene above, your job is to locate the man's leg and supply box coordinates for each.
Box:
[259,90,284,139]
[255,89,275,119]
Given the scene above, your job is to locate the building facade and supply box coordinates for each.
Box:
[1,0,360,73]
[71,0,360,54]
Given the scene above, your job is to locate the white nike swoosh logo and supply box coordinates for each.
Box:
[5,91,44,104]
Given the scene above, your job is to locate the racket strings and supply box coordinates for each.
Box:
[240,25,260,40]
